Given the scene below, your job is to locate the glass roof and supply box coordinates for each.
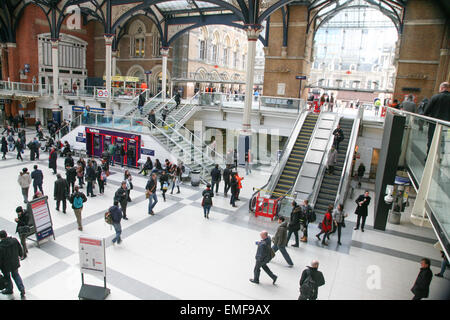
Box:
[156,0,220,12]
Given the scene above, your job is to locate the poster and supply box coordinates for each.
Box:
[29,196,54,241]
[277,83,286,95]
[79,236,106,277]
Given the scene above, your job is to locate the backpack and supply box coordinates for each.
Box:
[300,271,317,299]
[73,195,83,209]
[104,211,113,225]
[305,206,316,223]
[203,191,212,206]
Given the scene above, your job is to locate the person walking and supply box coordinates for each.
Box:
[400,94,417,113]
[114,181,129,220]
[14,206,30,260]
[202,184,214,219]
[326,146,337,175]
[85,160,97,197]
[316,204,333,246]
[235,171,243,201]
[31,165,44,194]
[148,109,156,129]
[249,231,277,285]
[328,203,347,245]
[108,142,116,166]
[96,165,105,195]
[332,124,344,152]
[223,164,231,197]
[54,174,69,214]
[7,132,15,151]
[435,251,449,278]
[17,168,32,203]
[76,163,85,188]
[272,216,294,267]
[424,82,450,156]
[69,186,87,231]
[287,201,302,247]
[124,170,133,201]
[245,149,252,175]
[159,170,169,202]
[64,152,74,168]
[210,164,221,195]
[300,199,314,243]
[230,172,238,207]
[354,190,371,232]
[0,230,26,298]
[119,144,126,167]
[357,163,366,188]
[107,201,123,245]
[1,136,7,159]
[161,105,169,123]
[170,165,181,195]
[411,258,433,300]
[146,173,158,215]
[66,165,77,194]
[49,147,57,175]
[174,92,181,108]
[298,260,325,300]
[15,138,24,161]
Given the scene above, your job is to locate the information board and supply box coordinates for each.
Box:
[29,196,54,242]
[79,236,106,277]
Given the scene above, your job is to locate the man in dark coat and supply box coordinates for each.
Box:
[64,153,74,168]
[115,181,129,220]
[223,164,231,197]
[354,190,371,232]
[210,164,221,195]
[0,230,25,298]
[299,260,325,300]
[250,231,277,285]
[229,172,238,207]
[332,124,344,152]
[49,147,57,174]
[85,161,97,197]
[411,258,433,300]
[14,206,31,259]
[108,201,123,244]
[54,174,69,213]
[424,82,450,156]
[272,216,294,267]
[31,164,44,194]
[287,201,302,247]
[66,165,77,194]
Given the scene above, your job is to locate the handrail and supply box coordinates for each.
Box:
[334,109,363,208]
[171,91,200,119]
[55,113,83,139]
[126,91,162,117]
[387,106,450,127]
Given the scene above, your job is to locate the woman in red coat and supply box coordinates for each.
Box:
[316,204,333,246]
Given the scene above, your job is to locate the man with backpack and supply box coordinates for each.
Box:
[250,231,277,285]
[202,184,214,219]
[69,186,87,231]
[106,201,123,245]
[115,181,129,220]
[300,199,315,243]
[0,230,26,298]
[299,260,325,300]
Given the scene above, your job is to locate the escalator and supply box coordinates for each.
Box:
[314,118,354,215]
[272,113,319,197]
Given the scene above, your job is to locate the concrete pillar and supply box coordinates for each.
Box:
[161,47,169,100]
[51,40,59,109]
[104,35,114,115]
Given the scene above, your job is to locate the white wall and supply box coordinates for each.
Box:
[355,125,383,178]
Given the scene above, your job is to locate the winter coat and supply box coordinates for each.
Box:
[66,167,77,183]
[332,208,347,224]
[411,267,433,298]
[327,149,337,167]
[321,211,333,232]
[0,237,23,273]
[145,178,157,193]
[108,205,122,224]
[18,172,32,188]
[230,176,238,193]
[357,164,365,177]
[1,138,7,153]
[15,210,31,234]
[49,150,57,169]
[255,236,272,264]
[273,221,289,247]
[31,169,43,185]
[424,91,450,121]
[288,205,302,231]
[85,166,96,182]
[211,167,221,182]
[354,194,371,217]
[299,267,325,300]
[54,177,69,200]
[65,156,74,168]
[114,187,128,204]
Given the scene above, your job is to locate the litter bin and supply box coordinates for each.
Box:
[191,170,201,187]
[388,211,401,224]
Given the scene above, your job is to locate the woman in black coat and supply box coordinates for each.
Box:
[1,136,8,159]
[287,201,302,247]
[354,190,371,232]
[49,147,58,174]
[15,138,24,161]
[159,170,169,202]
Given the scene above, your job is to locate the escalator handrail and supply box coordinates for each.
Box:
[308,114,342,207]
[333,111,363,208]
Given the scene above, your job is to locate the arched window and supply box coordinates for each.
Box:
[198,28,208,61]
[223,35,231,66]
[211,31,220,64]
[233,41,240,69]
[129,20,146,58]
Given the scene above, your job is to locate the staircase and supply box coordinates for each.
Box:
[314,118,354,215]
[272,113,319,197]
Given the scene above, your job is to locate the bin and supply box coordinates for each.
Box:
[388,211,401,224]
[191,170,201,187]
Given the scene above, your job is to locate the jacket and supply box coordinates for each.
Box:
[401,100,416,113]
[333,128,344,142]
[31,169,43,185]
[255,236,272,264]
[273,221,289,247]
[85,166,96,182]
[411,267,433,298]
[69,191,87,209]
[65,156,74,168]
[211,167,221,182]
[355,194,371,217]
[54,177,69,200]
[1,138,7,153]
[0,237,23,273]
[18,172,32,188]
[236,175,243,189]
[223,167,231,180]
[332,208,346,224]
[114,187,128,204]
[321,211,333,232]
[299,266,325,300]
[288,205,302,231]
[327,149,337,167]
[424,91,450,121]
[146,178,157,193]
[202,189,214,206]
[66,167,77,183]
[108,205,122,224]
[49,150,57,169]
[15,210,31,234]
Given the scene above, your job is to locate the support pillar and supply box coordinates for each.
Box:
[112,50,118,77]
[0,44,9,81]
[51,40,59,110]
[161,47,169,101]
[104,35,114,115]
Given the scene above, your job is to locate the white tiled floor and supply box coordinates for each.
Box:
[0,139,448,300]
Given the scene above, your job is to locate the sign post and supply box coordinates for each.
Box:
[28,196,55,247]
[296,75,307,99]
[78,236,110,300]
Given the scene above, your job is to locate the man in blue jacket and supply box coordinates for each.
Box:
[108,201,123,244]
[31,164,44,195]
[250,230,277,285]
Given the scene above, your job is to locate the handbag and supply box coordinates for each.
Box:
[162,182,168,190]
[145,190,151,199]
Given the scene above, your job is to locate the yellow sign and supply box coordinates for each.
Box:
[102,76,140,82]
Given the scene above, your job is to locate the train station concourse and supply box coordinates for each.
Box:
[0,0,449,305]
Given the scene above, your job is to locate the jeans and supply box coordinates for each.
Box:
[4,269,25,294]
[203,205,211,217]
[245,162,252,175]
[329,223,343,242]
[21,187,29,203]
[230,192,236,206]
[112,222,122,243]
[439,259,449,276]
[87,181,94,196]
[224,180,230,195]
[148,192,158,213]
[272,244,294,266]
[253,260,276,282]
[287,230,299,245]
[317,230,330,243]
[211,180,220,193]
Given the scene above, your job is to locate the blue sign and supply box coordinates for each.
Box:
[296,76,307,80]
[145,71,152,74]
[36,227,53,241]
[76,136,86,143]
[72,106,105,114]
[141,148,155,156]
[395,176,410,185]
